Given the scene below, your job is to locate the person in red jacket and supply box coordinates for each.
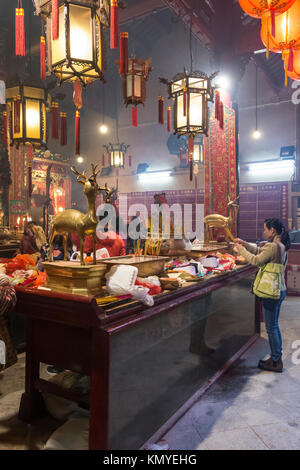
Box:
[75,211,126,258]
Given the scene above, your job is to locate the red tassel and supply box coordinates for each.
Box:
[28,162,32,198]
[219,101,224,129]
[215,90,220,120]
[132,106,138,127]
[120,32,128,74]
[60,112,67,146]
[110,0,119,49]
[15,7,25,57]
[75,110,80,155]
[51,102,59,139]
[14,96,21,134]
[73,81,82,110]
[186,150,189,165]
[129,155,132,167]
[158,96,164,124]
[19,7,25,56]
[188,135,194,152]
[167,106,171,132]
[183,87,187,117]
[52,0,59,40]
[180,148,183,162]
[27,143,34,161]
[271,9,276,37]
[102,154,105,166]
[40,36,46,80]
[3,111,8,148]
[189,155,193,181]
[288,48,294,72]
[188,136,194,181]
[15,9,20,56]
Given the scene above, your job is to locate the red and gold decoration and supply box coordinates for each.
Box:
[15,2,25,57]
[261,0,300,83]
[51,101,59,139]
[26,143,34,198]
[239,0,296,36]
[6,84,48,147]
[52,0,59,40]
[3,111,8,148]
[119,32,128,74]
[158,96,164,125]
[104,142,130,168]
[204,106,237,237]
[284,48,300,79]
[60,112,67,146]
[110,0,119,49]
[40,34,46,80]
[116,55,152,127]
[37,0,105,85]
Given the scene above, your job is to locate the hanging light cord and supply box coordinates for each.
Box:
[255,65,258,131]
[189,10,193,73]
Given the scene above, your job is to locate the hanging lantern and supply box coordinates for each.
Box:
[160,70,216,137]
[116,56,152,127]
[261,0,300,66]
[6,84,48,147]
[239,0,296,36]
[192,136,204,164]
[38,0,105,85]
[104,142,130,168]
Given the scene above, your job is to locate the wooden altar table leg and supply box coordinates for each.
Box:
[18,319,45,423]
[89,329,110,450]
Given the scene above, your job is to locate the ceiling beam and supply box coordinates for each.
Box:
[119,0,167,24]
[162,0,214,47]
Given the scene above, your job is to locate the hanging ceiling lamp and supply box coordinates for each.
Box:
[6,84,49,148]
[37,0,106,85]
[238,0,296,39]
[116,33,152,127]
[260,0,300,80]
[104,142,130,168]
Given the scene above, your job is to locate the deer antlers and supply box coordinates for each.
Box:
[70,166,88,185]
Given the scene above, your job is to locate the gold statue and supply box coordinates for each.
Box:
[204,196,239,242]
[49,164,112,266]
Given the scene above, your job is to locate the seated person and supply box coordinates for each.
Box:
[83,212,126,257]
[20,222,39,255]
[52,234,74,261]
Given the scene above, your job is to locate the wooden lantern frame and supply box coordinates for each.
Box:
[104,142,130,168]
[6,84,49,148]
[38,0,106,85]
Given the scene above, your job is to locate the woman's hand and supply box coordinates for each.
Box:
[233,243,243,254]
[234,238,246,246]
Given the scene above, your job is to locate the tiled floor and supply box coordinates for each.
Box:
[163,296,300,450]
[0,296,300,450]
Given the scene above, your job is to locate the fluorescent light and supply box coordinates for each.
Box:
[248,160,295,172]
[138,171,171,183]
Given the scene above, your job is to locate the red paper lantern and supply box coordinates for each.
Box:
[261,0,300,78]
[238,0,296,19]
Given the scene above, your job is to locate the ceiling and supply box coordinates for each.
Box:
[0,0,288,96]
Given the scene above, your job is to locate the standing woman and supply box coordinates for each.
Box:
[234,218,290,373]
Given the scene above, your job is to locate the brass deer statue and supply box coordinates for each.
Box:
[49,164,112,266]
[204,196,239,242]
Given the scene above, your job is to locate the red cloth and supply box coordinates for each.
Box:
[83,231,126,257]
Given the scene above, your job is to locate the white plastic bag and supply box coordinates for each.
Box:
[106,265,138,295]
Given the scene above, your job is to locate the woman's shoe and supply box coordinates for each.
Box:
[258,357,283,373]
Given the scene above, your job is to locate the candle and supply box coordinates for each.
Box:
[17,217,20,231]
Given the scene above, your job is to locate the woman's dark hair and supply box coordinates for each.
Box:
[264,218,291,251]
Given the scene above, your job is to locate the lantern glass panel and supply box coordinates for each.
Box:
[189,77,207,90]
[69,5,93,61]
[24,87,45,100]
[25,99,40,140]
[126,75,132,98]
[172,79,185,94]
[134,76,142,97]
[189,93,203,126]
[177,94,188,128]
[52,6,66,64]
